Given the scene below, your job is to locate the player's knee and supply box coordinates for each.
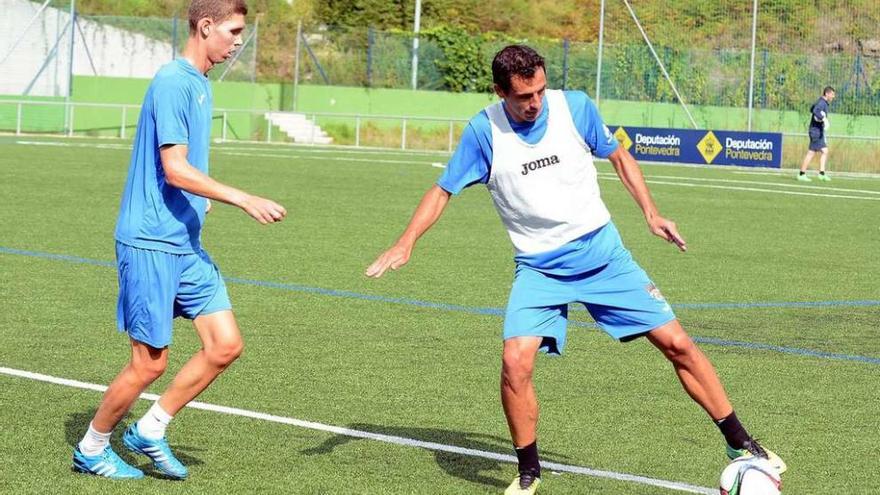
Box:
[131,357,167,383]
[501,349,534,382]
[206,338,243,367]
[662,333,698,363]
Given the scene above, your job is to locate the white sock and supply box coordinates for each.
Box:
[136,402,173,440]
[78,422,112,456]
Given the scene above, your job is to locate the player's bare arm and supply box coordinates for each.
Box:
[365,184,451,278]
[607,146,686,251]
[159,144,286,224]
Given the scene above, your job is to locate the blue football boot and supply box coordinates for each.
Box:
[122,423,188,480]
[72,445,144,479]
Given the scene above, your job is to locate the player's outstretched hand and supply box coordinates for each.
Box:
[240,195,286,224]
[365,244,411,278]
[648,216,687,252]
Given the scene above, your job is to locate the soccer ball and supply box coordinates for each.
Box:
[719,456,782,495]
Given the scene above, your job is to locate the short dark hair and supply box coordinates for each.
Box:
[189,0,248,34]
[823,86,836,95]
[492,45,546,92]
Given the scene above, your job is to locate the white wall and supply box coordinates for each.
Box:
[0,0,176,96]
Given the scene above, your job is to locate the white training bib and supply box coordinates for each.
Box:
[486,90,611,254]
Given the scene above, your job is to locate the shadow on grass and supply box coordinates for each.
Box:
[64,408,205,479]
[302,423,572,489]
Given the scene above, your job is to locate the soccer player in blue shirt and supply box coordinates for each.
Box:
[72,0,285,480]
[798,86,835,182]
[367,45,785,494]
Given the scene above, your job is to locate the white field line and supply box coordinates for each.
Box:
[0,365,714,494]
[214,140,454,156]
[731,170,875,180]
[22,138,876,199]
[217,150,436,166]
[216,148,880,193]
[215,144,450,157]
[598,172,880,195]
[598,176,880,201]
[731,170,797,177]
[593,157,880,179]
[14,140,449,158]
[11,138,880,179]
[14,141,437,167]
[15,140,131,150]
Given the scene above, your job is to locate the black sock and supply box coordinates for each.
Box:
[515,441,541,476]
[799,171,806,176]
[819,171,826,175]
[715,412,751,450]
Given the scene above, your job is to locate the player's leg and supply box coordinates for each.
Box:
[73,340,168,479]
[501,336,544,495]
[798,149,815,181]
[799,149,815,172]
[647,320,731,418]
[817,147,830,181]
[158,310,243,413]
[646,321,786,472]
[502,335,543,446]
[123,312,241,479]
[92,341,170,432]
[123,250,236,479]
[579,240,785,473]
[74,243,179,479]
[500,266,570,494]
[156,250,239,413]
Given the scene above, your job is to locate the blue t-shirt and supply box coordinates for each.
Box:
[115,58,213,254]
[437,91,624,275]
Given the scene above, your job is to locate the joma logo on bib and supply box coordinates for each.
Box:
[520,155,561,176]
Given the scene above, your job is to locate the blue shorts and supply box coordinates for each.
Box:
[115,242,231,348]
[503,250,676,355]
[808,127,826,151]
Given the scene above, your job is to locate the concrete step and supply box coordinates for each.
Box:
[265,112,333,144]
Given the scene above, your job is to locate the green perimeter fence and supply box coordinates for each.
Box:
[298,0,880,122]
[0,98,469,153]
[304,28,880,117]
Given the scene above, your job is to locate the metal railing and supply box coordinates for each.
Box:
[3,99,879,173]
[0,99,469,152]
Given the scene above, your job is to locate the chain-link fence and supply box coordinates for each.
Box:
[287,1,879,171]
[295,1,879,126]
[4,0,878,171]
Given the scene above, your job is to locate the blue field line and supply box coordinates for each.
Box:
[690,337,880,365]
[0,247,115,268]
[673,300,880,309]
[225,276,505,317]
[4,246,877,313]
[568,321,880,365]
[3,246,879,366]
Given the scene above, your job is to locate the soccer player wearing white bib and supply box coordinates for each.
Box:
[366,45,785,494]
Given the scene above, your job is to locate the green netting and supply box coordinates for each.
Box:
[296,0,879,119]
